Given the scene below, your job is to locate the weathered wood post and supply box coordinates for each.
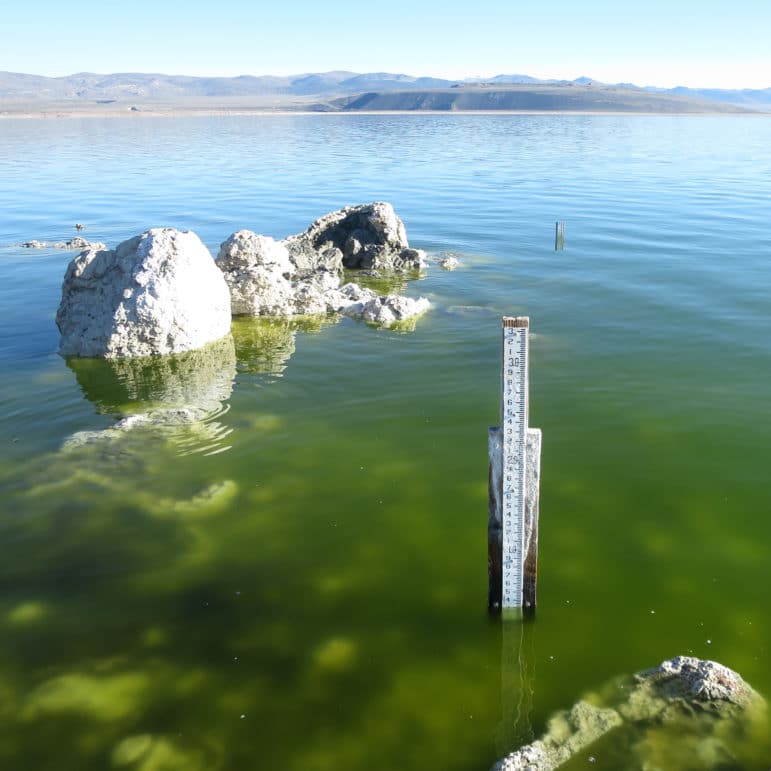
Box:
[555,221,565,251]
[488,316,542,614]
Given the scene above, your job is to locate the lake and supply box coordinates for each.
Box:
[1,113,770,770]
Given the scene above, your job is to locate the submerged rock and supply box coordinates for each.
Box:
[621,655,760,722]
[56,228,231,358]
[20,237,106,250]
[344,294,431,326]
[111,733,215,771]
[497,701,622,771]
[58,236,100,250]
[23,669,150,722]
[438,255,460,270]
[492,657,766,771]
[324,281,378,313]
[324,283,430,327]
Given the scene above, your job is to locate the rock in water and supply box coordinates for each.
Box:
[324,282,379,313]
[20,237,106,250]
[439,255,460,270]
[216,222,430,326]
[283,201,426,272]
[621,655,761,721]
[56,228,231,358]
[291,270,341,315]
[344,294,431,325]
[492,656,766,771]
[215,230,297,316]
[216,230,347,316]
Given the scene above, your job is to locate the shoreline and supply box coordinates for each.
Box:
[2,107,768,119]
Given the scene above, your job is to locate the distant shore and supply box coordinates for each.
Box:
[3,72,769,118]
[2,105,766,119]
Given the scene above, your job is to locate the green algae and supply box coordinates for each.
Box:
[2,233,771,771]
[23,670,151,723]
[6,601,49,627]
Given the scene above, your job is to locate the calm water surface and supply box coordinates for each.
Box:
[1,114,770,770]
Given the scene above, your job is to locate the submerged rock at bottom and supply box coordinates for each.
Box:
[493,656,766,771]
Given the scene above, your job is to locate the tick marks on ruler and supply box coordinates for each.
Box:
[500,320,528,608]
[488,315,541,613]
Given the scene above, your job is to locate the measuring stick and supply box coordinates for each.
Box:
[501,317,529,608]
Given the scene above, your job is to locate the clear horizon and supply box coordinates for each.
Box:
[4,0,770,90]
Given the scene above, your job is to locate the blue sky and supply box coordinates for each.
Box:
[4,0,770,88]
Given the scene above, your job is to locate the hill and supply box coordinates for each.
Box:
[323,82,754,113]
[0,70,767,115]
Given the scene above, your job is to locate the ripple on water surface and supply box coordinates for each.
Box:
[1,114,771,771]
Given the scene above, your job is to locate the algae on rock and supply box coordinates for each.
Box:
[492,656,767,771]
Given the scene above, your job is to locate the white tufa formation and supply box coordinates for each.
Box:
[56,228,231,358]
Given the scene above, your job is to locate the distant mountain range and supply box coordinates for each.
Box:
[0,70,456,100]
[1,70,769,113]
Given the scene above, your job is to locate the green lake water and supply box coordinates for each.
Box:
[1,113,770,769]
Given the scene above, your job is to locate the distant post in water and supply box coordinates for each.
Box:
[555,221,565,251]
[488,316,542,613]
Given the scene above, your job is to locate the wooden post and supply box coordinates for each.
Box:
[488,317,542,613]
[489,428,542,611]
[523,428,541,610]
[555,221,565,251]
[488,426,503,610]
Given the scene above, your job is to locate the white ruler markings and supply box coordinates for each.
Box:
[501,317,529,608]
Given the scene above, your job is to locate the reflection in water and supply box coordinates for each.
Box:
[345,269,411,296]
[231,317,296,378]
[66,335,236,416]
[64,335,237,456]
[497,618,536,757]
[231,315,336,378]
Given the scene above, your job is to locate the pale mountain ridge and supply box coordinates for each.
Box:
[0,70,458,100]
[1,69,769,111]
